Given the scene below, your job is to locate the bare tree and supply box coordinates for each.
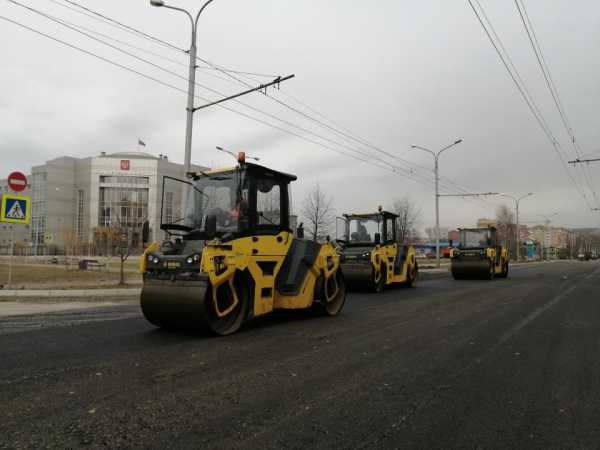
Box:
[62,229,78,269]
[393,196,422,244]
[496,204,516,257]
[301,183,335,242]
[104,219,133,286]
[99,212,143,285]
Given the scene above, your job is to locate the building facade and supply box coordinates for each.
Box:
[476,218,497,228]
[28,152,206,254]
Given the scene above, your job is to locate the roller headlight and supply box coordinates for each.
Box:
[362,252,371,258]
[193,254,200,262]
[186,256,194,264]
[147,254,154,262]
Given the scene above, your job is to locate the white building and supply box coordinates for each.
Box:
[29,152,206,254]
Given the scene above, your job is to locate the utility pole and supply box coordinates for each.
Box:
[7,225,14,289]
[150,1,293,172]
[411,139,463,268]
[150,0,215,177]
[437,193,499,197]
[501,193,533,262]
[150,0,294,218]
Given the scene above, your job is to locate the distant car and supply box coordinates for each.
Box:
[577,253,587,261]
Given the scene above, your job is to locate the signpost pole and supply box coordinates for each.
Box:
[7,225,14,289]
[2,172,30,288]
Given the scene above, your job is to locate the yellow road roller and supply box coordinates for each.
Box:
[450,226,509,280]
[336,209,418,292]
[140,154,346,335]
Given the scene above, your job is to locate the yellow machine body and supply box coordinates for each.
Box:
[200,232,340,315]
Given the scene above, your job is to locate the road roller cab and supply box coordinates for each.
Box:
[336,209,418,292]
[140,155,346,335]
[450,226,509,280]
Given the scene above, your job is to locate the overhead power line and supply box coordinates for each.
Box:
[568,158,600,165]
[467,0,594,211]
[514,0,599,208]
[0,14,435,189]
[3,5,499,212]
[38,0,502,209]
[438,192,499,197]
[45,0,277,79]
[56,0,184,51]
[34,1,272,88]
[21,0,432,179]
[43,0,443,181]
[7,1,418,177]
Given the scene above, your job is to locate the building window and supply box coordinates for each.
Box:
[165,191,174,224]
[30,172,47,249]
[99,176,149,185]
[76,189,85,240]
[98,187,149,229]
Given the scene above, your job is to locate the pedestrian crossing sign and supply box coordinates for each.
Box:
[1,194,30,224]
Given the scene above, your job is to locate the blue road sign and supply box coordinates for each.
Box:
[1,194,30,224]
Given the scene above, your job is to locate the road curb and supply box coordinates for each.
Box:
[0,288,141,303]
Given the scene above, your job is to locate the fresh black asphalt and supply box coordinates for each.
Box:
[1,261,599,449]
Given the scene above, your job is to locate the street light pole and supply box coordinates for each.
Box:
[501,192,533,262]
[411,139,463,268]
[150,0,215,176]
[434,156,440,268]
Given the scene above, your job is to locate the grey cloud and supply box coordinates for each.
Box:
[0,0,598,231]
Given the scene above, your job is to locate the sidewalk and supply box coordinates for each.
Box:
[0,301,136,318]
[0,288,140,303]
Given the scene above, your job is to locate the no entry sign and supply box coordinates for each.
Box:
[7,171,27,192]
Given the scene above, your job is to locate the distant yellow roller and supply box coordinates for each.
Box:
[450,227,509,280]
[336,209,418,292]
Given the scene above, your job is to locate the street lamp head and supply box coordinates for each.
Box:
[454,139,463,145]
[150,0,165,7]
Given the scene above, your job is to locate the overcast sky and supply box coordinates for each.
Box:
[1,0,600,231]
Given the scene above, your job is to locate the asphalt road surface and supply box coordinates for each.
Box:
[1,261,599,449]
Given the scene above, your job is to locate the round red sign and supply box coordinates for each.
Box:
[7,171,27,192]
